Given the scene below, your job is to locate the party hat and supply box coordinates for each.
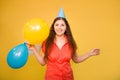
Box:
[57,8,66,18]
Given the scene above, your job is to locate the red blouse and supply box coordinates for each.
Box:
[42,36,74,80]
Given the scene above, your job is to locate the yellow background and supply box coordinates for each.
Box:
[0,0,120,80]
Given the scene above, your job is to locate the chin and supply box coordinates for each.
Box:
[56,33,64,36]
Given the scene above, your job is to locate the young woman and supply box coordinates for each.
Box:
[27,17,100,80]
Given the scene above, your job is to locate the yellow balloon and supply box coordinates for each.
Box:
[23,18,49,44]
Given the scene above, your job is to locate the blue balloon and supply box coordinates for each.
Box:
[7,43,28,69]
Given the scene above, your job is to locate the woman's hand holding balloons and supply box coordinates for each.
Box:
[25,43,38,53]
[26,43,35,51]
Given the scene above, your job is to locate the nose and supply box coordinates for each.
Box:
[57,25,62,28]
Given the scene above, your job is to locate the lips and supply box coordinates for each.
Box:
[56,28,63,32]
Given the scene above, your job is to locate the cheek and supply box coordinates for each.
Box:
[53,26,57,31]
[63,27,66,32]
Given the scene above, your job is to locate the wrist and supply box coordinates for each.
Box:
[88,52,92,57]
[32,48,38,53]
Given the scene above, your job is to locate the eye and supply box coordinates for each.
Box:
[61,24,64,26]
[55,24,59,26]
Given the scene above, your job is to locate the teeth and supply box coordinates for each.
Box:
[57,29,62,32]
[57,31,62,33]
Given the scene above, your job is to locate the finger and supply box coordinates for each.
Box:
[24,42,29,48]
[25,42,34,48]
[94,49,100,52]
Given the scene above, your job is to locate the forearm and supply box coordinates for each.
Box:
[73,48,100,63]
[33,49,46,66]
[78,53,91,63]
[73,52,91,63]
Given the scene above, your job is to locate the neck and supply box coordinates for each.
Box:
[55,34,65,40]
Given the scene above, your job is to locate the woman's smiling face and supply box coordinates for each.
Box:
[54,19,66,36]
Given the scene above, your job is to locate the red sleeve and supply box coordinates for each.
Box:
[42,41,46,53]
